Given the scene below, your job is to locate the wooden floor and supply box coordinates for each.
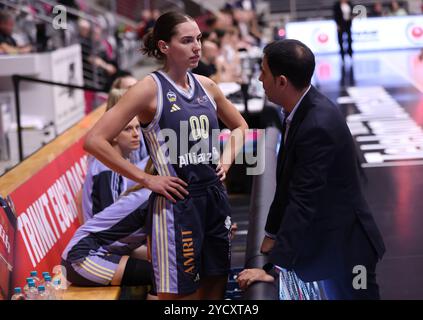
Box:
[315,49,423,299]
[63,285,121,300]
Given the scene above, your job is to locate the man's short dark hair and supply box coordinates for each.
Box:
[263,39,315,90]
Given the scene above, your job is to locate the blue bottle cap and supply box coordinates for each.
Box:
[14,287,22,294]
[42,272,50,278]
[30,271,38,277]
[38,285,45,292]
[45,275,51,282]
[26,277,34,283]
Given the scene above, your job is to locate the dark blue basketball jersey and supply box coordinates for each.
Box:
[63,187,151,263]
[82,156,149,222]
[142,71,221,184]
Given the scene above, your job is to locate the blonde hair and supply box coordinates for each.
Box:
[111,76,137,90]
[106,88,127,111]
[107,87,155,197]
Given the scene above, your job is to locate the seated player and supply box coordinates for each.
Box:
[81,88,148,222]
[62,165,156,294]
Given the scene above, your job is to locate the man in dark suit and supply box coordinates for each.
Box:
[333,0,354,61]
[237,39,385,299]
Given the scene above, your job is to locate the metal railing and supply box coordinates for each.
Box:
[11,75,106,162]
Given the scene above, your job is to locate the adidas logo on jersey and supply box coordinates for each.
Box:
[171,104,181,112]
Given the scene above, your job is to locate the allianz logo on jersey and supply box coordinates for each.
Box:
[167,90,181,112]
[178,147,220,168]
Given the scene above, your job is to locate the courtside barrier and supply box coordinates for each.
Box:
[11,74,105,161]
[0,196,16,300]
[0,105,119,299]
[243,127,280,300]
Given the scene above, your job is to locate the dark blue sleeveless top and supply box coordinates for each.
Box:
[141,71,220,184]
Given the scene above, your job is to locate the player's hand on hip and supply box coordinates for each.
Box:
[144,174,188,203]
[216,162,228,181]
[260,236,275,254]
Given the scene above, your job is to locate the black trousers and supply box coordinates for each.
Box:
[321,264,380,299]
[337,21,353,58]
[320,228,380,300]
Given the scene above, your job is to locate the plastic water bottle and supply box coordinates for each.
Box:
[25,281,38,300]
[11,287,26,300]
[40,271,50,286]
[30,271,42,287]
[37,285,48,300]
[52,265,69,292]
[52,265,65,285]
[44,275,55,300]
[23,278,34,296]
[52,279,64,300]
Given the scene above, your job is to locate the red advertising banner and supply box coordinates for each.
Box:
[0,197,16,300]
[9,138,88,290]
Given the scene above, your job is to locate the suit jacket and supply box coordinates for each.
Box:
[333,1,353,26]
[265,86,385,282]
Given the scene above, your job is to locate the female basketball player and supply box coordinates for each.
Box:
[84,11,248,300]
[82,89,147,222]
[62,184,154,288]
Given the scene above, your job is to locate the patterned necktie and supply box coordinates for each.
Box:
[277,111,290,175]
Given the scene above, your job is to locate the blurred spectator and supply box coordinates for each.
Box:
[92,24,117,77]
[136,9,159,40]
[233,0,256,11]
[78,19,95,83]
[192,39,220,81]
[136,9,152,39]
[369,1,385,17]
[333,0,354,62]
[388,0,408,15]
[221,27,243,54]
[201,30,218,43]
[78,18,117,90]
[213,8,235,31]
[204,14,218,33]
[232,3,261,46]
[219,27,242,81]
[0,10,32,54]
[152,9,160,21]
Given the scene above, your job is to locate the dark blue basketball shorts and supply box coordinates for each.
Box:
[148,176,232,294]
